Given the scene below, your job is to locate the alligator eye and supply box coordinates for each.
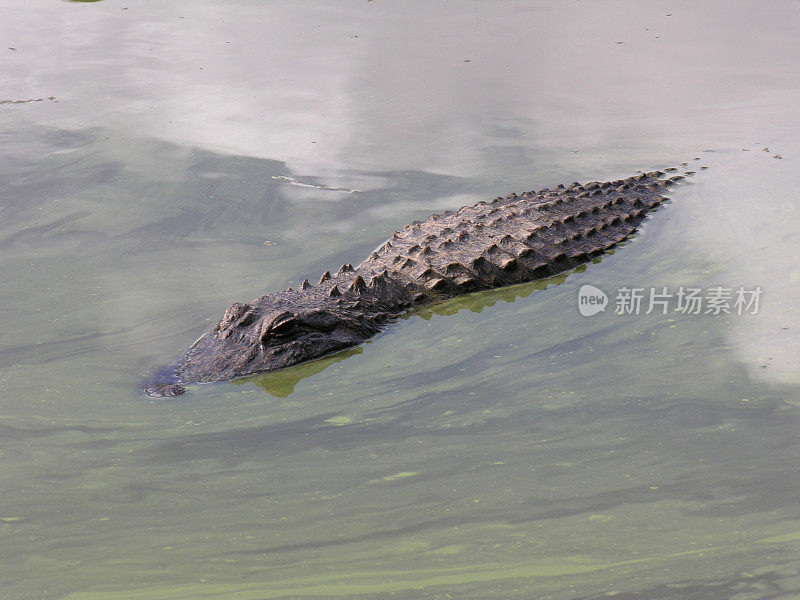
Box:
[270,317,299,337]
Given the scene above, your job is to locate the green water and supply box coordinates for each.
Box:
[2,1,800,598]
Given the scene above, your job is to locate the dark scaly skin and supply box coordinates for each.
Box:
[145,169,684,397]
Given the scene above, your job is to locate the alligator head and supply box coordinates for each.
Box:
[176,287,384,384]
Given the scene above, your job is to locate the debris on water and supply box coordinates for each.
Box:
[272,175,358,193]
[371,472,418,483]
[0,97,58,106]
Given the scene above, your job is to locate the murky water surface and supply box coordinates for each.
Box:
[2,1,800,598]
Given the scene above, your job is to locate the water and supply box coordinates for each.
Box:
[1,1,799,598]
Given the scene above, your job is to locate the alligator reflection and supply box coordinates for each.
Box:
[413,264,584,321]
[232,346,364,397]
[234,261,598,397]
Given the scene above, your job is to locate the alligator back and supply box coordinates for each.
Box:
[357,170,678,301]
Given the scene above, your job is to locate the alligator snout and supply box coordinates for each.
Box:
[144,383,187,397]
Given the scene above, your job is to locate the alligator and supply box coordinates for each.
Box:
[145,168,687,397]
